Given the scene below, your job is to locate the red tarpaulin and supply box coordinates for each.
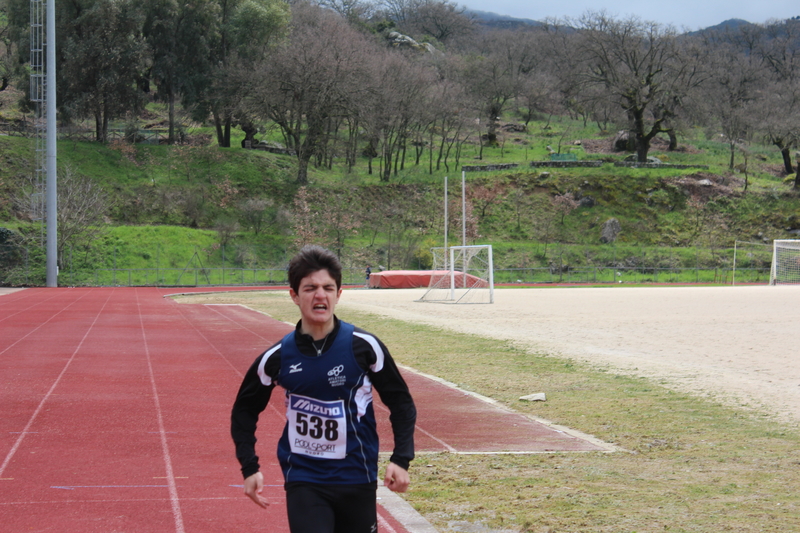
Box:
[368,270,487,289]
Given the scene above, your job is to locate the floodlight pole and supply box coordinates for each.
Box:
[45,0,57,287]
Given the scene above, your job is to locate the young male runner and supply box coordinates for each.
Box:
[231,245,416,533]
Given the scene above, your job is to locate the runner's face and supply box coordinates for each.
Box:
[290,269,341,330]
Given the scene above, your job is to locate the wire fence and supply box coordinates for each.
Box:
[494,266,770,285]
[1,242,774,288]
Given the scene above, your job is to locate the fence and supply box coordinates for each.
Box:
[494,266,771,285]
[1,243,773,288]
[0,242,372,287]
[3,265,772,288]
[81,267,371,288]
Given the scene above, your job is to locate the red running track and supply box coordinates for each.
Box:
[0,287,608,533]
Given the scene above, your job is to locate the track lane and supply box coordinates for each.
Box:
[2,287,611,532]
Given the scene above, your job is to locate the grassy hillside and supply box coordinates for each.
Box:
[1,110,798,286]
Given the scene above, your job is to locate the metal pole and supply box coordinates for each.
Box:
[461,170,466,288]
[443,176,448,271]
[461,170,466,247]
[45,0,57,287]
[488,245,494,304]
[449,247,455,301]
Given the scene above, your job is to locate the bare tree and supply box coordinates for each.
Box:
[403,0,474,44]
[291,186,360,258]
[56,168,109,266]
[239,197,275,235]
[377,0,422,25]
[253,3,374,184]
[753,19,800,181]
[461,29,532,145]
[424,75,471,172]
[214,217,240,246]
[315,0,375,23]
[701,40,765,170]
[567,12,708,162]
[14,166,111,266]
[361,50,431,181]
[517,71,562,127]
[468,179,506,222]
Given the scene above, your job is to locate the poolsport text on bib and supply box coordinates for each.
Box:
[287,394,347,459]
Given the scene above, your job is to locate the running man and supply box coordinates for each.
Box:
[231,245,416,533]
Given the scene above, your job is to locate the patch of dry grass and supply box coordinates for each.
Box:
[176,291,800,532]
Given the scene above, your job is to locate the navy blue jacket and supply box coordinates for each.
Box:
[231,317,416,483]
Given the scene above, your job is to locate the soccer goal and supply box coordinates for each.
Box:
[770,239,800,285]
[417,245,494,304]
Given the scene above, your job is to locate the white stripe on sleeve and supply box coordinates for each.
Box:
[257,344,281,386]
[354,331,384,373]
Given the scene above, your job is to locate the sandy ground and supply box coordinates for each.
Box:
[338,285,800,426]
[0,288,24,296]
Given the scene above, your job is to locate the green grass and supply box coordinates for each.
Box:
[53,224,293,286]
[2,220,772,287]
[175,290,800,532]
[2,112,798,286]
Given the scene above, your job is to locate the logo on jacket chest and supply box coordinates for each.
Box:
[327,364,346,387]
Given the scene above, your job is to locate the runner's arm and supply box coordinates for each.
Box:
[231,349,279,479]
[360,335,416,470]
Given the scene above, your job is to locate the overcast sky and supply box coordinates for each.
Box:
[460,0,799,31]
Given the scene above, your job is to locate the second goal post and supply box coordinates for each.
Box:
[770,239,800,285]
[417,245,494,304]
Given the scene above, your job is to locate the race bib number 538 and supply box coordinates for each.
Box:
[287,394,347,459]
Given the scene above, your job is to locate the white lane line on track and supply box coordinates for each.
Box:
[171,302,285,418]
[372,401,457,453]
[0,290,110,478]
[136,289,186,533]
[378,513,400,533]
[0,289,62,325]
[1,496,278,506]
[52,485,169,490]
[202,303,279,344]
[0,289,89,355]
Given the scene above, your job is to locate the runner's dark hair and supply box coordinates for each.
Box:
[288,245,342,293]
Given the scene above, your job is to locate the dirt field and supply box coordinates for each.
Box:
[338,285,800,426]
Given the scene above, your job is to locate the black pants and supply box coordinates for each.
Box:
[285,482,378,533]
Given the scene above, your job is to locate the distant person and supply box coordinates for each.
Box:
[365,264,372,287]
[231,245,416,533]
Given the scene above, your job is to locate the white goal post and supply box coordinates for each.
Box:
[770,239,800,285]
[417,245,494,304]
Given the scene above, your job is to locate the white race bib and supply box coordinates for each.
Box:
[286,394,347,460]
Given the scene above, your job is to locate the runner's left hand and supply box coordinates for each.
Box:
[384,462,409,493]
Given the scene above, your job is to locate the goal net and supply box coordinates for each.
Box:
[417,245,494,304]
[770,239,800,285]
